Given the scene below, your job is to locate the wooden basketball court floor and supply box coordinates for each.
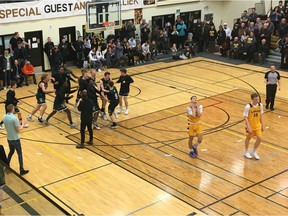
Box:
[0,57,288,215]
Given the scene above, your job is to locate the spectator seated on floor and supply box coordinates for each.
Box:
[184,37,196,56]
[171,43,180,60]
[179,46,193,60]
[22,61,36,86]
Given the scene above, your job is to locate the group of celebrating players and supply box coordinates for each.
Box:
[1,67,134,148]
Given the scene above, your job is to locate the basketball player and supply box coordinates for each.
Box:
[243,93,265,160]
[44,81,77,128]
[106,81,119,129]
[27,74,55,123]
[0,81,28,129]
[99,72,111,120]
[74,69,89,108]
[187,96,203,158]
[87,79,101,130]
[53,66,78,103]
[117,68,134,115]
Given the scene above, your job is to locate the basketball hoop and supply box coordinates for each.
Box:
[102,21,116,31]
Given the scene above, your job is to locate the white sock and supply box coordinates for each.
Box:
[190,148,193,153]
[245,149,249,153]
[252,148,257,153]
[194,141,199,148]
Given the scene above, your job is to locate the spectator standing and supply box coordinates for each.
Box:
[141,27,150,44]
[9,32,29,54]
[44,37,54,68]
[223,23,231,38]
[278,18,288,38]
[59,38,69,66]
[1,49,14,89]
[71,36,84,68]
[176,19,187,49]
[249,8,258,23]
[279,35,288,69]
[217,25,227,52]
[208,25,217,53]
[126,21,136,39]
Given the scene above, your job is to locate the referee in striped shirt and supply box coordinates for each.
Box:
[264,65,281,111]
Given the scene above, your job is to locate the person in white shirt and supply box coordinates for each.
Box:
[223,23,231,38]
[142,42,151,61]
[88,47,100,70]
[96,46,107,71]
[128,37,137,48]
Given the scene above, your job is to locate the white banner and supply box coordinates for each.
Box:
[0,0,151,24]
[0,0,89,24]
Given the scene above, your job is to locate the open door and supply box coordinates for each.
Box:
[24,31,44,71]
[59,26,76,61]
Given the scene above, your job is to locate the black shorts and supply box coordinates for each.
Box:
[108,101,119,116]
[36,94,46,105]
[53,103,67,111]
[119,92,129,96]
[92,101,100,114]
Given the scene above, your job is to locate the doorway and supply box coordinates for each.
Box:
[59,26,76,61]
[24,30,44,70]
[152,14,175,30]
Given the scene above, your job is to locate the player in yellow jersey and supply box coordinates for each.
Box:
[187,96,203,158]
[243,93,265,160]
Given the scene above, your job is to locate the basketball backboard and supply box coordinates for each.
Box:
[86,0,121,32]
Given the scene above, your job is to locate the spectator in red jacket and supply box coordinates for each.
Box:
[22,61,36,86]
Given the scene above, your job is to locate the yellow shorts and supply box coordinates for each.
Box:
[187,123,203,137]
[246,128,262,138]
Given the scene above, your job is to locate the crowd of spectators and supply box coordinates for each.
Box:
[2,1,288,91]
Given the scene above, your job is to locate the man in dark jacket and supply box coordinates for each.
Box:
[1,49,14,89]
[44,37,54,67]
[77,90,94,148]
[141,27,150,44]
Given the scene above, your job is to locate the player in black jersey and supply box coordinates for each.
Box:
[44,81,77,128]
[116,68,134,115]
[87,79,101,130]
[27,74,55,123]
[53,66,78,103]
[0,81,28,129]
[74,69,89,108]
[99,72,111,120]
[106,81,119,129]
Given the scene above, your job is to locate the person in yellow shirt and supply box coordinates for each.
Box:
[187,96,203,158]
[243,93,265,160]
